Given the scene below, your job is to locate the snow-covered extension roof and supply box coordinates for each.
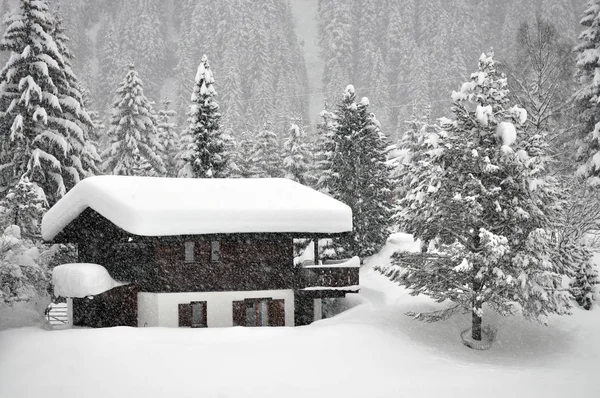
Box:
[53,263,127,298]
[42,176,353,240]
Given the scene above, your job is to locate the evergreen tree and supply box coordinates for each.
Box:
[283,122,311,185]
[102,64,165,176]
[0,0,99,204]
[178,55,226,178]
[381,53,572,342]
[156,98,179,177]
[0,176,46,239]
[575,0,600,184]
[313,107,338,193]
[249,122,283,178]
[327,85,393,258]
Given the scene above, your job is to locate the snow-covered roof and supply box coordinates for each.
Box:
[42,176,353,240]
[53,263,127,298]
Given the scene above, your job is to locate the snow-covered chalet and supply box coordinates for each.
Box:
[42,176,359,328]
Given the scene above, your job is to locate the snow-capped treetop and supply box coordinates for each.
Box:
[102,64,166,176]
[177,53,225,178]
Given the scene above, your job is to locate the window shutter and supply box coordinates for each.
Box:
[178,303,192,327]
[269,299,285,327]
[232,300,245,326]
[202,302,207,327]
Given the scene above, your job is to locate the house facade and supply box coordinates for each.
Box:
[42,176,359,328]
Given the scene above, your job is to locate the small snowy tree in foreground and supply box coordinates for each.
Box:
[283,122,311,184]
[178,54,227,178]
[0,176,46,239]
[102,64,166,176]
[380,53,572,342]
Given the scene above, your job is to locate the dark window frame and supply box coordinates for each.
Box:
[178,301,207,327]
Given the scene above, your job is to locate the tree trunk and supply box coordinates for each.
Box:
[471,301,482,341]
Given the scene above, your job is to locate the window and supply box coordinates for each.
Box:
[191,301,207,328]
[184,241,195,263]
[211,240,220,262]
[232,298,285,327]
[178,301,207,327]
[246,299,269,326]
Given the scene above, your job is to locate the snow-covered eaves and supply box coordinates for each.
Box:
[41,176,353,241]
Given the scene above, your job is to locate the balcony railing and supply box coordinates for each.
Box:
[295,257,359,289]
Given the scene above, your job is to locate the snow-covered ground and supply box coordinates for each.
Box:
[0,233,598,398]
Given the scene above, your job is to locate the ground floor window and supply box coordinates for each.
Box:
[178,301,207,327]
[233,298,285,327]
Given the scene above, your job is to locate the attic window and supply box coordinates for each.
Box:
[184,241,195,263]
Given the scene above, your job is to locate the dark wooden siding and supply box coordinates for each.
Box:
[153,236,294,292]
[72,285,138,328]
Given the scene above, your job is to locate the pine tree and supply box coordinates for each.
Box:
[575,0,600,184]
[102,64,165,176]
[0,176,46,239]
[177,55,226,178]
[249,122,283,178]
[283,122,311,185]
[0,0,99,204]
[156,98,179,177]
[327,85,393,258]
[381,53,572,342]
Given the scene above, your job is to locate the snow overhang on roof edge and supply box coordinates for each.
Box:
[41,176,353,241]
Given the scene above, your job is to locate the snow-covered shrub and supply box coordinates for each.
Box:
[0,225,49,306]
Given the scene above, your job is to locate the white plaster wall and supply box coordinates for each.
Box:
[313,298,322,321]
[138,292,159,327]
[138,290,295,328]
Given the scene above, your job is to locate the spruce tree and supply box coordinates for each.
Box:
[313,107,338,193]
[102,64,165,176]
[156,98,179,177]
[381,53,572,342]
[575,0,600,184]
[0,0,99,204]
[178,55,226,178]
[283,122,311,185]
[327,85,393,258]
[249,122,283,178]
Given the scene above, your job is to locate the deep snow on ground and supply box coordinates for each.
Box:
[0,233,598,398]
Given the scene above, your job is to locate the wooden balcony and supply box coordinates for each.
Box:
[295,257,360,290]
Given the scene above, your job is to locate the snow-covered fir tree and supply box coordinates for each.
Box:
[249,122,283,178]
[313,107,338,193]
[283,122,311,185]
[380,53,573,342]
[0,176,46,240]
[102,64,166,176]
[178,55,227,178]
[156,98,179,177]
[327,86,393,258]
[0,0,99,204]
[575,0,600,184]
